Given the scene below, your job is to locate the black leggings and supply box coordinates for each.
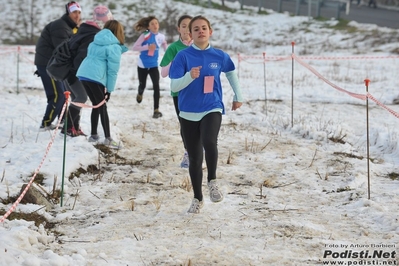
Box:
[82,80,111,138]
[137,66,160,110]
[173,96,186,150]
[180,112,222,201]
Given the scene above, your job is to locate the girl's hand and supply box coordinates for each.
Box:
[190,66,202,79]
[232,101,242,111]
[148,43,156,51]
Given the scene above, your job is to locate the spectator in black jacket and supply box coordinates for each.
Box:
[61,5,113,137]
[34,1,82,131]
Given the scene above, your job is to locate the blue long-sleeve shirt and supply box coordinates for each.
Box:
[169,44,243,121]
[132,30,167,68]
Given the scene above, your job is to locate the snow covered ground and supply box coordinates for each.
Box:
[1,0,399,265]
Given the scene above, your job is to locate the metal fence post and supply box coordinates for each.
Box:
[17,46,20,94]
[296,0,301,15]
[278,0,282,12]
[317,0,321,17]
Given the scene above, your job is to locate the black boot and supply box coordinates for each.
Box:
[69,107,80,130]
[61,107,80,137]
[73,111,86,136]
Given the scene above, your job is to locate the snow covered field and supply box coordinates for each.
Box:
[1,0,399,265]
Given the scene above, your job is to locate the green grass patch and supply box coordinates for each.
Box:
[325,19,359,33]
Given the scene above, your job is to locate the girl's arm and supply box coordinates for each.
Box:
[105,46,122,92]
[131,34,149,52]
[170,72,193,92]
[161,39,168,51]
[225,70,243,102]
[161,63,171,78]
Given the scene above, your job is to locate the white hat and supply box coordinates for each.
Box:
[67,2,82,13]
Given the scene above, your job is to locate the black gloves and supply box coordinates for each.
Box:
[105,92,111,102]
[34,70,40,77]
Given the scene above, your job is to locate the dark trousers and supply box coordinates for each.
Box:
[137,66,160,110]
[173,96,186,150]
[180,112,222,201]
[81,80,111,138]
[36,65,65,127]
[64,79,88,130]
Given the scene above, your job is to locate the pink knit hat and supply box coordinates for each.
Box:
[93,5,113,28]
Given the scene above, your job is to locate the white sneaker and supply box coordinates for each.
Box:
[208,180,223,202]
[39,124,56,131]
[103,137,121,149]
[57,119,64,128]
[88,134,100,143]
[187,198,204,214]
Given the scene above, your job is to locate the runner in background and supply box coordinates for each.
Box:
[132,16,167,119]
[160,15,193,168]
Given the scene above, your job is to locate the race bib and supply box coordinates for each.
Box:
[204,76,214,93]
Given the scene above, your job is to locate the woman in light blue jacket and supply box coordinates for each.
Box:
[77,20,128,149]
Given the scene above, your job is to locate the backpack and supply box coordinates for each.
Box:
[46,40,73,81]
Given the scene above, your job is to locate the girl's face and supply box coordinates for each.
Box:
[190,19,212,47]
[178,18,191,42]
[148,19,159,33]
